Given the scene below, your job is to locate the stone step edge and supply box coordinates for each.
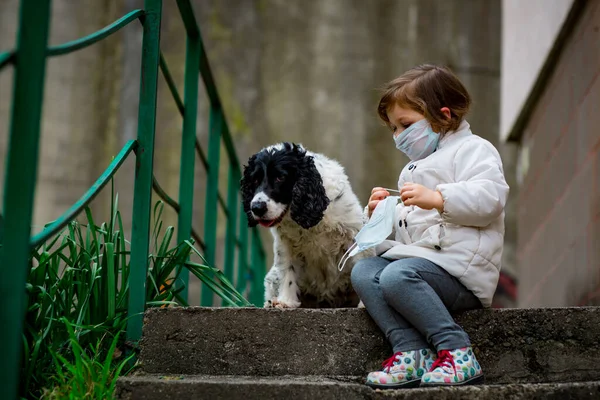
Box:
[121,374,364,385]
[118,373,600,388]
[117,375,600,400]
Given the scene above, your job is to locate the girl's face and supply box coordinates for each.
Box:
[386,104,426,139]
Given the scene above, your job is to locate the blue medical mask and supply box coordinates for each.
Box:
[393,119,440,160]
[337,195,400,271]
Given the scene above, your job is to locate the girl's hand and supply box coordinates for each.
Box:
[367,187,390,217]
[400,182,444,212]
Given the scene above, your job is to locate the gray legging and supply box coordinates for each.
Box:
[351,256,482,353]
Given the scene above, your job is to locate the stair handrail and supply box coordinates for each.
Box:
[0,1,267,397]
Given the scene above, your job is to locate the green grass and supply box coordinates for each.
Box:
[21,190,251,399]
[41,319,133,400]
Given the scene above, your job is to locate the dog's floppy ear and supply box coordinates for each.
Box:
[290,150,330,229]
[240,154,259,227]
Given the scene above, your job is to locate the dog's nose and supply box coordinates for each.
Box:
[251,201,268,217]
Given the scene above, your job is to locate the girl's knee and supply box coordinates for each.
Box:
[350,260,369,287]
[379,263,420,297]
[350,257,381,288]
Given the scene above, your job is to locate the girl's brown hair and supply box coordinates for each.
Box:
[377,64,471,134]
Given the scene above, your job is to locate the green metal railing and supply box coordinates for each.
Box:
[0,1,267,397]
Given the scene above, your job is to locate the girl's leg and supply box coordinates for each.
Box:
[378,257,484,386]
[352,256,437,389]
[351,256,429,352]
[378,257,481,351]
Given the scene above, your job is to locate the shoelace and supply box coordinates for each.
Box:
[430,350,456,375]
[381,351,403,372]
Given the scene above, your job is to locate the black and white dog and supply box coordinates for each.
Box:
[241,142,369,308]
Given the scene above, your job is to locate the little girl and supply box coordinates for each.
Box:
[350,64,509,389]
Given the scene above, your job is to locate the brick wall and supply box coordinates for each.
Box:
[518,0,600,307]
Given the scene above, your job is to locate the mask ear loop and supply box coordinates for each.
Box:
[337,242,358,272]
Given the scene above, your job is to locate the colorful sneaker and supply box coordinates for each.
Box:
[420,347,484,387]
[365,349,436,389]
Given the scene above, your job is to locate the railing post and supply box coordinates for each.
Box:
[175,32,200,301]
[222,165,240,305]
[237,205,249,295]
[0,1,51,397]
[202,106,222,306]
[127,0,162,343]
[250,228,265,306]
[261,249,268,302]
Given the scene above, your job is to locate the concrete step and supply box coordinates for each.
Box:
[116,375,600,400]
[138,307,600,384]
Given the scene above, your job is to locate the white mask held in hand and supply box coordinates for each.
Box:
[394,119,440,161]
[337,195,400,271]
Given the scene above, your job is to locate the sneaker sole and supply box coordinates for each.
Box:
[366,378,422,390]
[419,374,485,387]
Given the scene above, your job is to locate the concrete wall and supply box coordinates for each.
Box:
[501,0,574,140]
[516,0,600,307]
[1,0,508,305]
[0,1,128,227]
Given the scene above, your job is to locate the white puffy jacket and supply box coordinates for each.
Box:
[374,120,509,307]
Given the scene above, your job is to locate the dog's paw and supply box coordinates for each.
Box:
[264,299,275,308]
[273,296,301,309]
